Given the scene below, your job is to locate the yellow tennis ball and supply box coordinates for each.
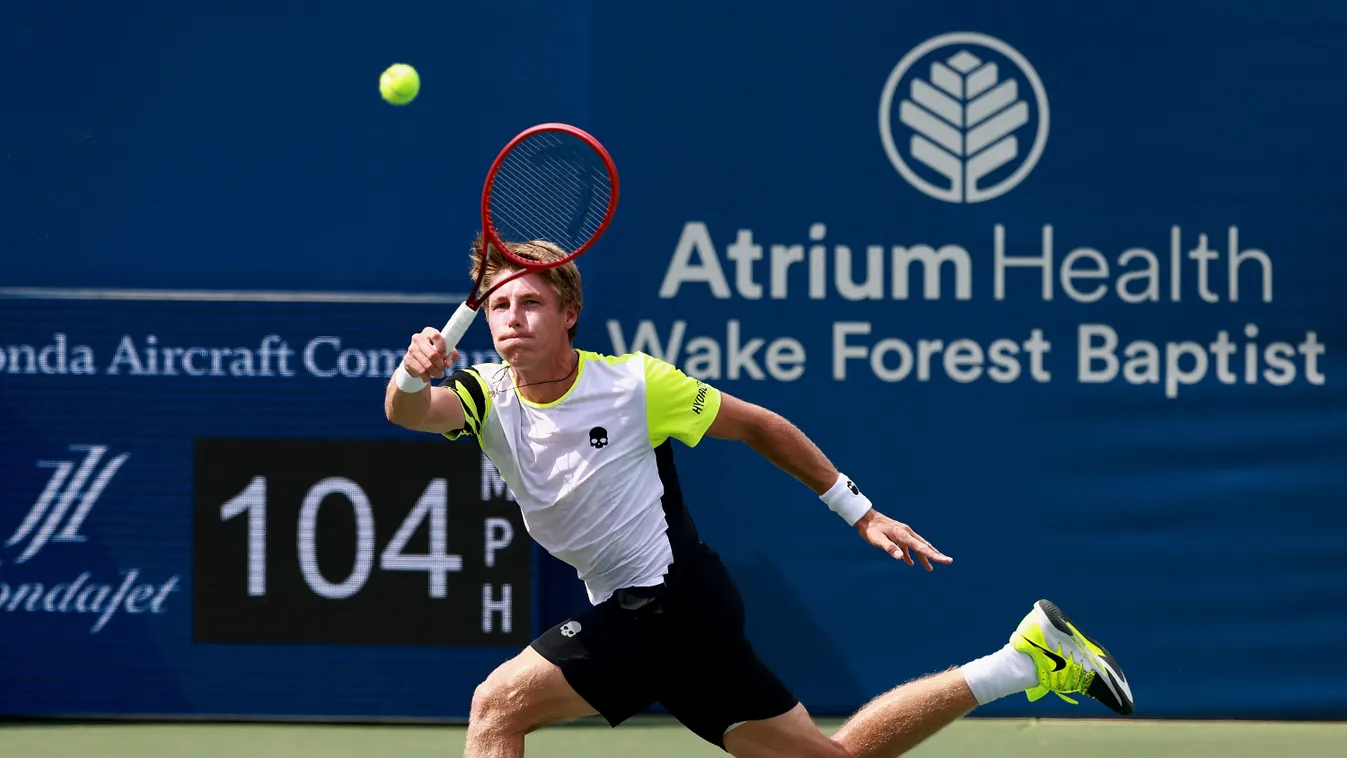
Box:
[380,63,420,105]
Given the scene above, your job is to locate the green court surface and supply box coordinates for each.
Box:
[2,717,1344,757]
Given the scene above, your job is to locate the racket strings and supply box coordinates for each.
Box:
[502,133,599,206]
[489,132,612,251]
[493,163,598,244]
[492,173,580,243]
[503,136,591,203]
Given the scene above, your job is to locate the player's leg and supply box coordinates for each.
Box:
[466,596,663,758]
[715,667,974,758]
[722,599,1135,758]
[465,646,598,758]
[652,542,820,752]
[723,668,977,758]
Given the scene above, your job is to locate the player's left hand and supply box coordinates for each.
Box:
[855,510,952,571]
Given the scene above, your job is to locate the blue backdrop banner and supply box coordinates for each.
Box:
[2,0,1344,722]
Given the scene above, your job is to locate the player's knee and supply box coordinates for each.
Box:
[469,676,525,734]
[470,665,547,736]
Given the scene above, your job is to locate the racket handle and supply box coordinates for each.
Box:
[391,302,480,394]
[439,301,480,352]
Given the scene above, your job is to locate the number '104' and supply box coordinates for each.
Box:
[219,477,515,599]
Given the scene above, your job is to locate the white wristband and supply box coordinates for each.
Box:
[393,363,428,393]
[820,473,873,526]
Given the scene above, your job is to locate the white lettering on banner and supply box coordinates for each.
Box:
[660,222,731,298]
[992,224,1274,303]
[1,445,181,633]
[727,229,764,300]
[1078,324,1325,398]
[0,222,1314,401]
[107,334,296,377]
[0,334,98,376]
[605,316,1324,396]
[660,222,1274,305]
[0,336,500,381]
[604,219,1323,399]
[833,323,1051,383]
[662,222,972,302]
[304,337,401,379]
[0,571,181,634]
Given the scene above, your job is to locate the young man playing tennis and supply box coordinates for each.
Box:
[385,239,1134,758]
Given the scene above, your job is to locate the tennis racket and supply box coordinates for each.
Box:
[395,122,619,390]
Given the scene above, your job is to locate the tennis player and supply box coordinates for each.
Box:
[384,238,1133,758]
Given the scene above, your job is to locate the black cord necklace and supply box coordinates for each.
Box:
[492,350,580,396]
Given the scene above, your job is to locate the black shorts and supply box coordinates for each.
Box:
[531,542,799,749]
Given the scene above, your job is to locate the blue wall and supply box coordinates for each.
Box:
[2,0,1344,721]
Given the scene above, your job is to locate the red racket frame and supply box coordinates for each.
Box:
[466,122,620,307]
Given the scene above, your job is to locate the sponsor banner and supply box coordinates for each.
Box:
[0,428,532,719]
[3,0,1346,721]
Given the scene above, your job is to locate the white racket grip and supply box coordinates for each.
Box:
[392,303,480,394]
[439,302,480,352]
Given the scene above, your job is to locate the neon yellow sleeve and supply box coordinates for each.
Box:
[642,353,721,448]
[440,367,492,441]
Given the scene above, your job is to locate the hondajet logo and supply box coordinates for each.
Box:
[879,32,1049,203]
[1,445,180,633]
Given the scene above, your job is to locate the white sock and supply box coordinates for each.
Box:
[961,644,1040,705]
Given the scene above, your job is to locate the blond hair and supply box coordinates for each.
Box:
[470,234,584,343]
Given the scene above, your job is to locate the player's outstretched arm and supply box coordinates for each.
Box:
[704,393,836,493]
[705,393,952,570]
[384,327,469,434]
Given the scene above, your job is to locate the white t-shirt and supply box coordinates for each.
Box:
[442,350,722,605]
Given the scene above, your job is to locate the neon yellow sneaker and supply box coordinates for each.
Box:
[1011,599,1134,715]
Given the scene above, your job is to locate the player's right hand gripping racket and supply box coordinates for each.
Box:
[395,123,619,390]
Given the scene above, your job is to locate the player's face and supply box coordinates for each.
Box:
[485,271,576,366]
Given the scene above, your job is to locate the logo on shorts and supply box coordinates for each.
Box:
[879,32,1049,203]
[588,427,608,450]
[560,620,582,637]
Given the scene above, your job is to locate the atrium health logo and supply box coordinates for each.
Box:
[879,32,1049,203]
[0,444,180,633]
